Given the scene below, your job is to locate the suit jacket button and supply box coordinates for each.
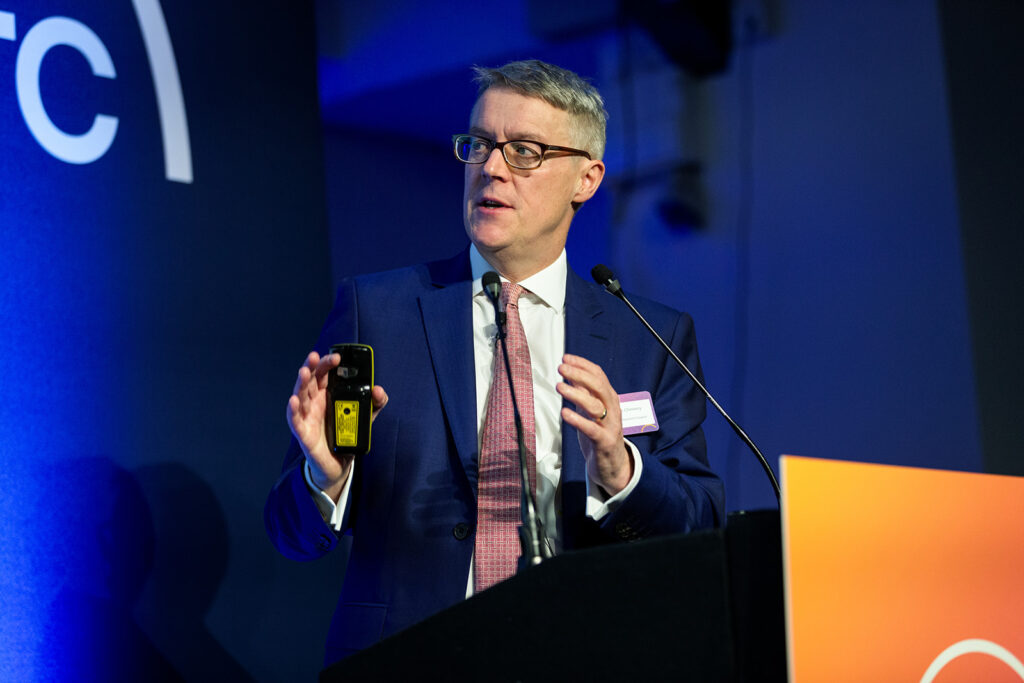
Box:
[452,522,471,540]
[316,534,332,550]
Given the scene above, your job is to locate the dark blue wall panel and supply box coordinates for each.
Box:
[1,2,333,679]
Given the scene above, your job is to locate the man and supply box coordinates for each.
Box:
[265,59,724,665]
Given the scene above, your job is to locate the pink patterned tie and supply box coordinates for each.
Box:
[474,282,537,593]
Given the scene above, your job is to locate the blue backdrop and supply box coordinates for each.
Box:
[1,1,331,679]
[2,0,1014,680]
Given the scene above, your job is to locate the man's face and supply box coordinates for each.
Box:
[463,87,602,278]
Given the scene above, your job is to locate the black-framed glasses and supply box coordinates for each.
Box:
[452,134,591,170]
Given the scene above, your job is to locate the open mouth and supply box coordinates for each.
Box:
[478,198,509,209]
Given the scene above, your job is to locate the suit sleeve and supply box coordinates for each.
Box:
[263,278,360,561]
[597,310,725,539]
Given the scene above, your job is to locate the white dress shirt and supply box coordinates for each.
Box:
[306,246,642,595]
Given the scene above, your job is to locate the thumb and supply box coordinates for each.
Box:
[370,385,388,421]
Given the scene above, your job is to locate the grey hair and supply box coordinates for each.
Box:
[471,59,608,161]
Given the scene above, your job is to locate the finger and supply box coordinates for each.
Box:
[562,353,606,377]
[286,394,300,426]
[314,353,341,390]
[314,352,340,374]
[558,363,617,409]
[558,361,600,392]
[562,406,612,444]
[293,350,316,388]
[292,363,308,395]
[293,351,324,395]
[292,353,337,419]
[565,356,602,370]
[287,394,319,444]
[290,379,320,423]
[288,396,313,435]
[559,354,611,389]
[293,365,322,409]
[562,407,628,472]
[556,381,608,420]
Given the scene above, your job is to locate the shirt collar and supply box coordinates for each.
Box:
[470,244,567,314]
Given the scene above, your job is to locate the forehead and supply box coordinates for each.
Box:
[469,87,571,141]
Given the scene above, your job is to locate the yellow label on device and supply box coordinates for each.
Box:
[334,400,359,448]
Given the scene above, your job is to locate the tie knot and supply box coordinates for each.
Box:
[501,282,525,309]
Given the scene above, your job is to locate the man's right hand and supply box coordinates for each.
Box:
[287,351,388,503]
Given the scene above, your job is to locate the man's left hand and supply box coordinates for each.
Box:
[557,353,633,495]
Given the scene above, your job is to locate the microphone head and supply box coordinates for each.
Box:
[591,264,615,286]
[591,264,622,296]
[482,271,501,302]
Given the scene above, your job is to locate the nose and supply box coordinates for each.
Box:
[481,145,508,179]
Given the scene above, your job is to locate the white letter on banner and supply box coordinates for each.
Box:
[920,639,1024,683]
[0,11,15,41]
[131,0,193,184]
[15,16,119,165]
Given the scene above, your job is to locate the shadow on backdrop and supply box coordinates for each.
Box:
[31,457,180,682]
[30,458,254,681]
[133,463,255,682]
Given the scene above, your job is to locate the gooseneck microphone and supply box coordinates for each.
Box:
[482,271,505,328]
[590,264,781,500]
[482,271,550,566]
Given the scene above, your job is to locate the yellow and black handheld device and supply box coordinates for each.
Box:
[325,343,373,456]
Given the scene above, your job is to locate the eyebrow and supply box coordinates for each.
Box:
[468,126,549,143]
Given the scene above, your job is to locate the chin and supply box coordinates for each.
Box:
[467,221,512,251]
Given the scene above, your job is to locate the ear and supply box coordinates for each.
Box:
[571,159,606,205]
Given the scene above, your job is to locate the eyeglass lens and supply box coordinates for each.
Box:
[455,136,543,169]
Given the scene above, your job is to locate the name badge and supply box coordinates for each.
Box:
[619,391,659,435]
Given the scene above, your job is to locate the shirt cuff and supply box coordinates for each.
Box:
[585,438,643,520]
[303,459,353,531]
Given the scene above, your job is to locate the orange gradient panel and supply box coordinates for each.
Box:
[781,456,1024,683]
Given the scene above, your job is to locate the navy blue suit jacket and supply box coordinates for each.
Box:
[264,249,725,665]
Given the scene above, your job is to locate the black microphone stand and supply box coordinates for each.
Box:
[592,265,781,501]
[483,275,550,567]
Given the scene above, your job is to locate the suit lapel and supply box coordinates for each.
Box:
[561,269,612,491]
[418,251,479,496]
